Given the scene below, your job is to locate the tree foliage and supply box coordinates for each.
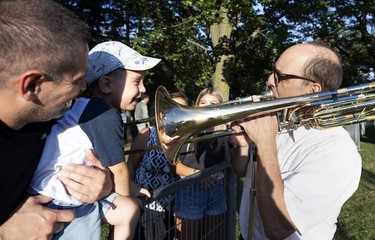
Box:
[57,0,375,101]
[260,0,375,86]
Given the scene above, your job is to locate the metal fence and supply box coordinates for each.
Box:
[133,161,238,240]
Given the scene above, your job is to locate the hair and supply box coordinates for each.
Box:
[170,91,189,103]
[194,87,226,154]
[302,42,343,91]
[194,87,224,106]
[0,0,90,87]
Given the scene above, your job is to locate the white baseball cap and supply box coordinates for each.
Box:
[85,41,161,85]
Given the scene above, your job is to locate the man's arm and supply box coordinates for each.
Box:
[58,149,113,203]
[239,114,297,239]
[0,195,75,240]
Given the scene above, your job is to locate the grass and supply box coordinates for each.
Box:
[101,225,110,240]
[334,132,375,239]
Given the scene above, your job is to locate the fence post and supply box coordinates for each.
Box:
[225,166,237,240]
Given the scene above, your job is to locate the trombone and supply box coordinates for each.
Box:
[124,90,273,155]
[154,82,375,165]
[123,90,273,127]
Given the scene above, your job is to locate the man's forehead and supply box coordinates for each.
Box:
[277,49,311,72]
[287,43,337,60]
[281,44,339,70]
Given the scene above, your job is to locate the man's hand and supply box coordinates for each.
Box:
[238,113,278,146]
[228,124,250,148]
[0,195,75,240]
[58,149,113,203]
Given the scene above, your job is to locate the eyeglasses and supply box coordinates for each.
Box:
[273,67,316,87]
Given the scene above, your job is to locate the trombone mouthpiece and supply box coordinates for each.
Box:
[259,90,274,100]
[230,90,274,104]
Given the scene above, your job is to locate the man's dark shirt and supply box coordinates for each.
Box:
[0,120,54,224]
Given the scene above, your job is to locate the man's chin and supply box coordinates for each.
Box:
[49,109,65,120]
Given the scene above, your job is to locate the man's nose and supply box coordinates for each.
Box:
[266,74,275,88]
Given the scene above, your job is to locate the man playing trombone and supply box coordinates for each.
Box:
[231,42,362,240]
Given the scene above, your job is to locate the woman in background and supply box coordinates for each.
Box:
[174,87,230,240]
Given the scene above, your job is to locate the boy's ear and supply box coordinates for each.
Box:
[20,70,45,101]
[98,76,113,94]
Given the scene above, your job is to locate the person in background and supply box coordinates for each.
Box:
[135,93,151,131]
[174,87,230,240]
[129,91,194,240]
[231,42,362,239]
[28,41,159,239]
[122,110,137,144]
[0,0,113,239]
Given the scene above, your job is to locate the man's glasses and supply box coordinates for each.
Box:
[273,67,316,87]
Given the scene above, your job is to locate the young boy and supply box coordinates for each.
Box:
[29,41,160,240]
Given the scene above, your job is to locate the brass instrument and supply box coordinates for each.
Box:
[209,90,273,106]
[124,92,272,155]
[155,82,375,164]
[123,90,273,126]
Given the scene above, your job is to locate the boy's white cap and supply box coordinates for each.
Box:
[85,41,161,85]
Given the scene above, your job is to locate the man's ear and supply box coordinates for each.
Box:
[20,70,44,101]
[309,82,322,93]
[98,76,112,94]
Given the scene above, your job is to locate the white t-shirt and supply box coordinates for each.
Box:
[29,98,125,205]
[239,125,362,240]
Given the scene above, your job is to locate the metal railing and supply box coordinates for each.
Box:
[134,161,238,240]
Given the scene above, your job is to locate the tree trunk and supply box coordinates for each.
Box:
[210,6,233,101]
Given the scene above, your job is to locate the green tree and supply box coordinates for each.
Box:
[259,0,375,86]
[57,0,375,99]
